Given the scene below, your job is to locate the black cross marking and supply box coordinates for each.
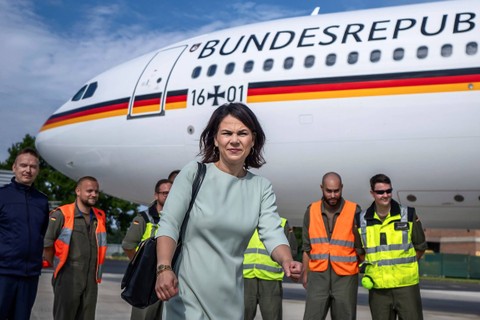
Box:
[207,85,225,106]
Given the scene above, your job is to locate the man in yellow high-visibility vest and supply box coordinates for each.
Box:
[355,173,427,320]
[243,217,297,320]
[122,178,172,320]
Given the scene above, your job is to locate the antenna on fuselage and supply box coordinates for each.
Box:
[311,7,320,15]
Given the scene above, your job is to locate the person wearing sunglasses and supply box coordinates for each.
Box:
[355,173,427,320]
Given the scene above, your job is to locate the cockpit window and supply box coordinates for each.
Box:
[82,82,97,99]
[72,85,87,101]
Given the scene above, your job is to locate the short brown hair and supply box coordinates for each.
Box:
[155,179,172,193]
[370,174,392,190]
[15,147,40,163]
[76,176,98,188]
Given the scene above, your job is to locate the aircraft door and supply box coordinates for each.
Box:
[128,45,187,118]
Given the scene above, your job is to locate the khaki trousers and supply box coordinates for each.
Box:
[244,277,283,320]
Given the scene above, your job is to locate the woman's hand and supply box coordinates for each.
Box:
[155,269,179,301]
[155,236,179,301]
[272,244,303,282]
[282,260,303,282]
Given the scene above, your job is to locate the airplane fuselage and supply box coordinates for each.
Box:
[37,0,480,228]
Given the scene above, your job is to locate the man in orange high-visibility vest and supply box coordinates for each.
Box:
[44,176,107,320]
[302,172,362,320]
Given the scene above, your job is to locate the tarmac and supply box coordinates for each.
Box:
[30,270,480,320]
[31,271,479,319]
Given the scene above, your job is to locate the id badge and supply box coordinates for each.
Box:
[394,222,409,231]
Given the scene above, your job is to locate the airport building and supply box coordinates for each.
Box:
[425,228,480,256]
[0,169,14,187]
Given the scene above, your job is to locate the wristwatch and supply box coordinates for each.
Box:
[156,264,173,276]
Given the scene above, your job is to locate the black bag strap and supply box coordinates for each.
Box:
[177,162,206,248]
[139,211,150,223]
[140,208,160,237]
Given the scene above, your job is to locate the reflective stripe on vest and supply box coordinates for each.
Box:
[308,200,359,275]
[243,218,287,281]
[359,206,419,289]
[53,203,107,283]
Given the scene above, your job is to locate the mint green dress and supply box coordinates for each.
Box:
[156,161,288,320]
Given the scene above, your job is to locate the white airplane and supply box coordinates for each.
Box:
[36,0,480,228]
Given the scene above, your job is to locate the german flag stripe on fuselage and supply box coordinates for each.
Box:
[247,67,480,103]
[41,97,130,131]
[40,68,479,132]
[40,90,188,131]
[165,89,188,110]
[131,93,162,115]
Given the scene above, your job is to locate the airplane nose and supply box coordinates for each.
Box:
[36,125,105,179]
[36,125,67,171]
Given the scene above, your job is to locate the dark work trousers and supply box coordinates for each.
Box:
[130,300,163,320]
[52,263,98,320]
[0,274,39,320]
[369,284,423,320]
[244,277,283,320]
[303,266,358,320]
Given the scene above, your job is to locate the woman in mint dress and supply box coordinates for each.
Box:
[155,103,302,319]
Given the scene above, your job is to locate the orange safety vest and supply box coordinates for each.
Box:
[308,200,358,275]
[53,203,107,283]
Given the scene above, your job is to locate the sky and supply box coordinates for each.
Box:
[0,0,442,162]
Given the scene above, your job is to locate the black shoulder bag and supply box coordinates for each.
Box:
[120,162,207,308]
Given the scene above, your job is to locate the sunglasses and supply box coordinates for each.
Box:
[373,188,393,195]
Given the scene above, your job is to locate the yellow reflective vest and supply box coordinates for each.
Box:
[137,208,159,250]
[243,218,287,281]
[358,202,419,289]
